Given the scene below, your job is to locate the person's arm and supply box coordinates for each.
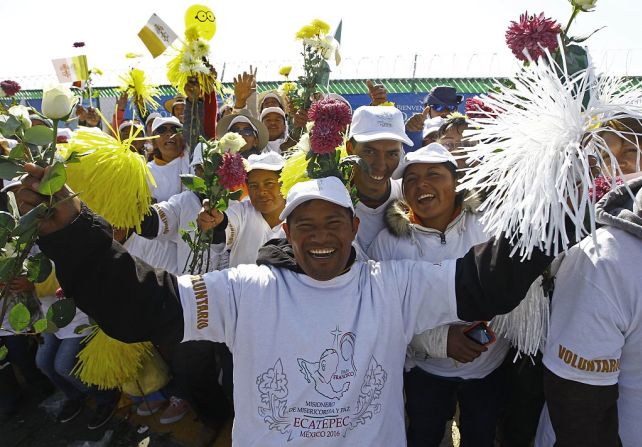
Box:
[543,368,620,447]
[411,324,487,362]
[453,234,558,321]
[38,205,184,345]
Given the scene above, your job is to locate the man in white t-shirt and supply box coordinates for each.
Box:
[21,163,561,446]
[536,177,642,447]
[347,106,413,252]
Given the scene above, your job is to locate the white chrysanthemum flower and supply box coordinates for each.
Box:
[458,51,642,259]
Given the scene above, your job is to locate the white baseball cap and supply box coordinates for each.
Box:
[145,112,161,127]
[260,107,286,122]
[118,120,143,136]
[280,177,354,221]
[349,106,413,146]
[151,116,182,134]
[259,92,285,110]
[422,117,444,139]
[246,152,285,172]
[392,143,457,179]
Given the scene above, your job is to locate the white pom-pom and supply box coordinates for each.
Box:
[458,50,642,259]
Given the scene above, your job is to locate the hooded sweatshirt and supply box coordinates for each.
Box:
[369,199,511,380]
[537,177,642,447]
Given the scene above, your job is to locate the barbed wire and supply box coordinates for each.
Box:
[8,49,642,90]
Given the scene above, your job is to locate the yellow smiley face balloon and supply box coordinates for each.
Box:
[185,4,216,41]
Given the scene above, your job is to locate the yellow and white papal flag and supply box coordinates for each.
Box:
[52,55,89,83]
[138,13,178,58]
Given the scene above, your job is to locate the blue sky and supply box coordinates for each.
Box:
[2,0,640,88]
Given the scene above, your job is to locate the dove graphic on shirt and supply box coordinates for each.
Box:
[297,348,350,400]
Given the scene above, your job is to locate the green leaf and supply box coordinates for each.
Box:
[23,125,54,146]
[228,190,242,201]
[8,143,26,160]
[569,26,606,44]
[37,162,67,196]
[180,174,207,194]
[26,253,52,283]
[6,191,19,219]
[73,323,92,335]
[0,211,16,231]
[14,203,47,245]
[0,159,24,180]
[8,302,30,332]
[0,345,7,361]
[0,115,21,138]
[43,319,58,333]
[65,149,95,164]
[33,318,48,333]
[215,197,228,211]
[0,257,17,283]
[49,298,76,328]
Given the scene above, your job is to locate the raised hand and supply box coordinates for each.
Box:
[16,163,81,236]
[366,80,388,106]
[233,66,257,109]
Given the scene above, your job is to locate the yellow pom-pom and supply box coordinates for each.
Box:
[280,149,310,198]
[280,144,349,199]
[73,327,153,390]
[118,68,160,117]
[59,128,155,231]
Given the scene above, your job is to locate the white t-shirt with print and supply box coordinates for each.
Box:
[123,232,178,274]
[537,226,642,447]
[354,179,402,253]
[223,200,285,267]
[147,155,191,203]
[179,259,458,446]
[369,211,510,380]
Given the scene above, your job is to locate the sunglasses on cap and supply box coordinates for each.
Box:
[153,125,181,136]
[229,127,256,137]
[429,103,459,113]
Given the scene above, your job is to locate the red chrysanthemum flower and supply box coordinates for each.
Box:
[57,135,69,144]
[73,41,85,48]
[217,152,247,190]
[308,98,352,155]
[505,12,561,62]
[465,97,498,119]
[589,176,623,203]
[308,98,352,128]
[0,80,21,97]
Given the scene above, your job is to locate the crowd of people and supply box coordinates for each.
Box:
[1,63,641,447]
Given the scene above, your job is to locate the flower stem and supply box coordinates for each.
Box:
[564,7,580,36]
[47,119,60,166]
